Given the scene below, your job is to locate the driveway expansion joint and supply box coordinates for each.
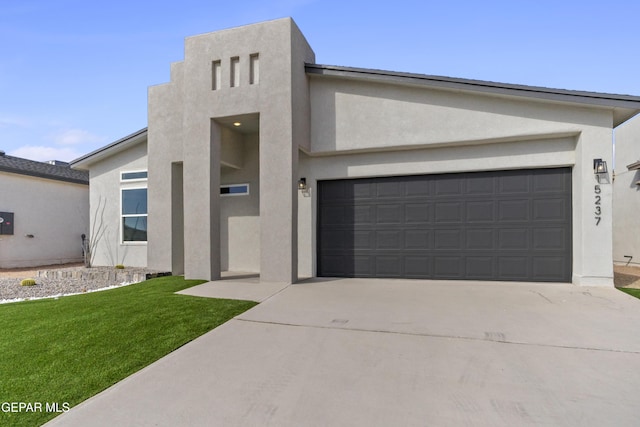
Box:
[235,317,640,355]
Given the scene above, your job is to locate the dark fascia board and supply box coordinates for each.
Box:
[627,160,640,170]
[70,127,148,170]
[306,64,640,120]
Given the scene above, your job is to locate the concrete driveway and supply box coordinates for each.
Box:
[47,278,640,426]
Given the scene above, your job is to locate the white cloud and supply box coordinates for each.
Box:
[8,145,83,162]
[0,115,30,128]
[52,128,106,146]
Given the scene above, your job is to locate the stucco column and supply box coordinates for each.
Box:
[259,116,298,283]
[183,119,221,280]
[572,128,614,286]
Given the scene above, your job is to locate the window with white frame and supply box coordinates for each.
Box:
[121,170,148,182]
[121,170,148,242]
[220,183,249,196]
[122,188,147,242]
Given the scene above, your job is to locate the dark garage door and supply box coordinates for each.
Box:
[317,168,572,282]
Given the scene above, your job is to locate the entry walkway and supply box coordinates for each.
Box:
[47,278,640,426]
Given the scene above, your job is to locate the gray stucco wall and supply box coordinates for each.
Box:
[613,116,640,266]
[87,141,148,267]
[0,172,88,268]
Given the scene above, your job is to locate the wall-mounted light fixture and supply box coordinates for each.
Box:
[298,177,307,191]
[594,159,607,174]
[594,158,608,183]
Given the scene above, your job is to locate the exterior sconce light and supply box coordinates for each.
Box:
[594,159,607,183]
[594,159,607,174]
[298,177,307,191]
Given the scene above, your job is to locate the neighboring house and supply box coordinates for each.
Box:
[613,115,640,266]
[0,152,89,268]
[71,18,640,286]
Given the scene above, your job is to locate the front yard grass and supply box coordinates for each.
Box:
[619,287,640,299]
[0,276,257,427]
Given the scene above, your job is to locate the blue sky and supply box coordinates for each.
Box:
[2,0,639,162]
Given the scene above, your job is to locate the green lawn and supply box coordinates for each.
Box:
[0,276,257,427]
[620,287,640,299]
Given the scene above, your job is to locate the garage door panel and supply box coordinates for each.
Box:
[353,256,374,276]
[376,230,402,249]
[466,175,495,195]
[434,256,463,278]
[353,231,373,249]
[435,202,463,222]
[353,181,374,199]
[498,257,530,280]
[533,169,570,193]
[404,230,431,249]
[320,206,347,225]
[435,177,463,196]
[466,257,495,278]
[466,201,495,222]
[376,204,403,224]
[533,228,567,250]
[467,229,495,250]
[533,257,567,280]
[320,180,347,202]
[533,199,569,221]
[434,229,462,249]
[353,205,375,224]
[321,230,349,250]
[405,256,431,276]
[498,200,530,221]
[498,229,529,250]
[376,256,402,276]
[405,179,432,197]
[499,174,530,194]
[319,255,347,276]
[376,181,403,199]
[318,168,571,282]
[405,203,431,223]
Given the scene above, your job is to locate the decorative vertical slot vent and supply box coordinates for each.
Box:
[212,60,221,90]
[250,53,259,85]
[230,56,240,87]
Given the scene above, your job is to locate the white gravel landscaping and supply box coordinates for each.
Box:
[0,266,167,304]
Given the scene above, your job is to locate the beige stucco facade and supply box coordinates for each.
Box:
[613,116,640,266]
[0,172,88,268]
[73,18,640,286]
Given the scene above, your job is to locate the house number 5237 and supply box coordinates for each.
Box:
[594,185,602,225]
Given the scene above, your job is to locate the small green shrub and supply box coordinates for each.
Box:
[115,264,125,270]
[20,278,36,287]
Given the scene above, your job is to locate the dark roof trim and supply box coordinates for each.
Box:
[0,155,88,185]
[305,64,640,110]
[70,127,147,169]
[627,160,640,171]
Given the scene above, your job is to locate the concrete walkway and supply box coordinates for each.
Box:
[47,278,640,426]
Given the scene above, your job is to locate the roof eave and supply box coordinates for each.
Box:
[0,166,88,185]
[306,64,640,127]
[70,127,148,170]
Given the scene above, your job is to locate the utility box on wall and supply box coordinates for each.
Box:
[0,212,14,235]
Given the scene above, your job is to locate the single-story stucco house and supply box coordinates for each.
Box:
[70,17,640,286]
[613,115,640,267]
[0,152,89,268]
